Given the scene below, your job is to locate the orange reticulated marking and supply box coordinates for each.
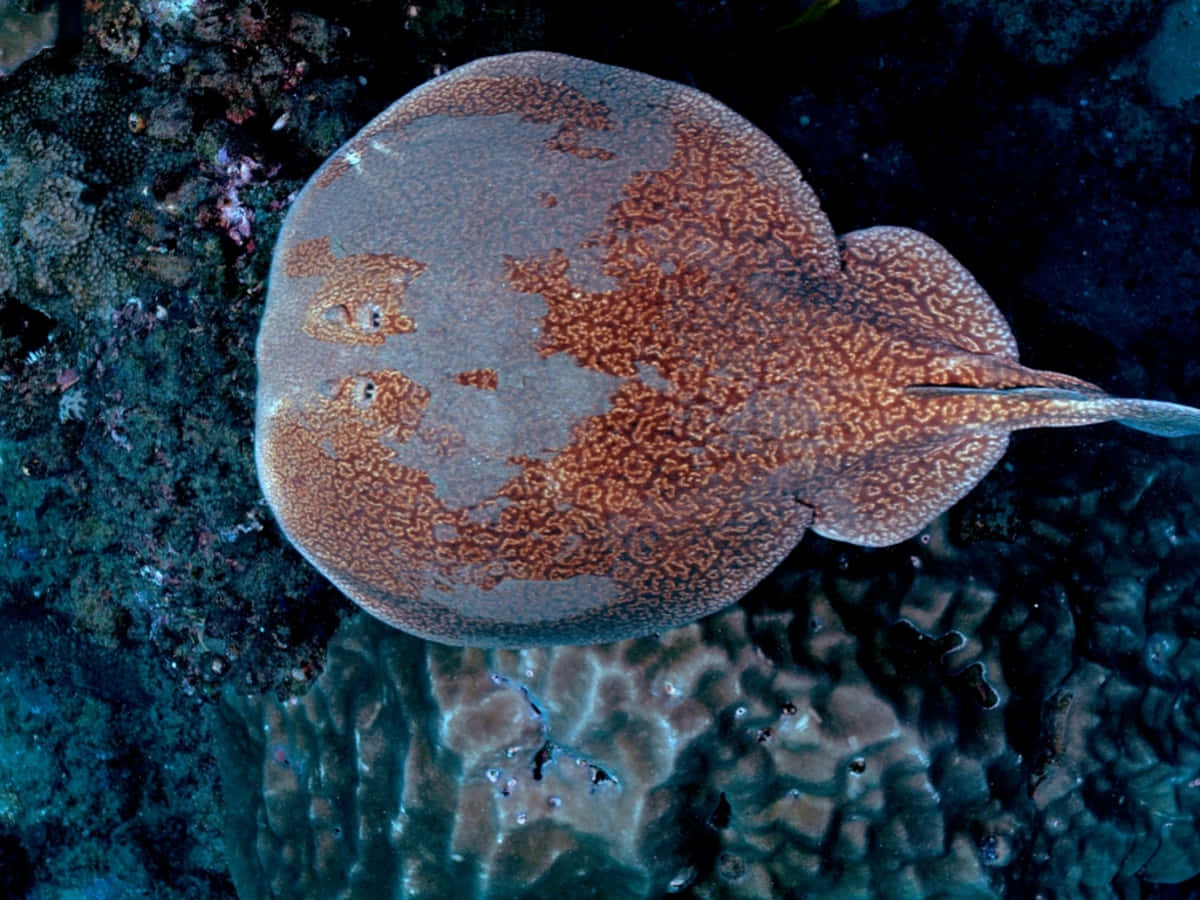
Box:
[317,74,614,188]
[273,361,776,608]
[505,249,670,378]
[514,116,824,387]
[453,368,499,390]
[277,107,829,628]
[264,372,440,600]
[284,236,425,346]
[455,112,842,604]
[327,370,431,443]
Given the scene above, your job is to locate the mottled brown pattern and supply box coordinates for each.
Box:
[260,81,823,642]
[317,74,615,188]
[259,373,440,603]
[286,236,425,346]
[453,368,499,390]
[340,370,430,441]
[256,52,1200,646]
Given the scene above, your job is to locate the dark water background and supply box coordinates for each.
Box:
[0,1,1198,897]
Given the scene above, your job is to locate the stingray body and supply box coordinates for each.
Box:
[255,52,1200,646]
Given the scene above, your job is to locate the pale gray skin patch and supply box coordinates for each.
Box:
[334,563,625,642]
[419,575,619,625]
[267,106,675,510]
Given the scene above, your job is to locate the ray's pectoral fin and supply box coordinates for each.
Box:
[810,387,1200,549]
[818,224,1200,551]
[838,225,1021,359]
[808,433,1010,547]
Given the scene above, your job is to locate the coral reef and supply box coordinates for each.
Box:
[218,432,1200,897]
[0,7,343,703]
[218,607,997,899]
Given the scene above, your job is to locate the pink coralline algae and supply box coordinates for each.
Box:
[205,146,269,249]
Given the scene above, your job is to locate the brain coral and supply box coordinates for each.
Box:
[215,433,1200,899]
[217,607,997,899]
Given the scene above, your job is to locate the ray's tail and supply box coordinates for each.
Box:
[1098,396,1200,437]
[905,385,1200,437]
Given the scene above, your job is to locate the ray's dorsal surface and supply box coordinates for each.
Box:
[254,52,1200,647]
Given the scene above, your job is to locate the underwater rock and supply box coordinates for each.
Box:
[1143,0,1200,107]
[944,0,1158,66]
[0,0,57,77]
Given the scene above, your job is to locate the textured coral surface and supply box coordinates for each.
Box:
[0,1,1198,897]
[218,452,1200,897]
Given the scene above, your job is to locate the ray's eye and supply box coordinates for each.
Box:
[350,378,377,408]
[362,304,384,331]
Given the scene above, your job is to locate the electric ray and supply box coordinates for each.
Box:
[255,51,1200,647]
